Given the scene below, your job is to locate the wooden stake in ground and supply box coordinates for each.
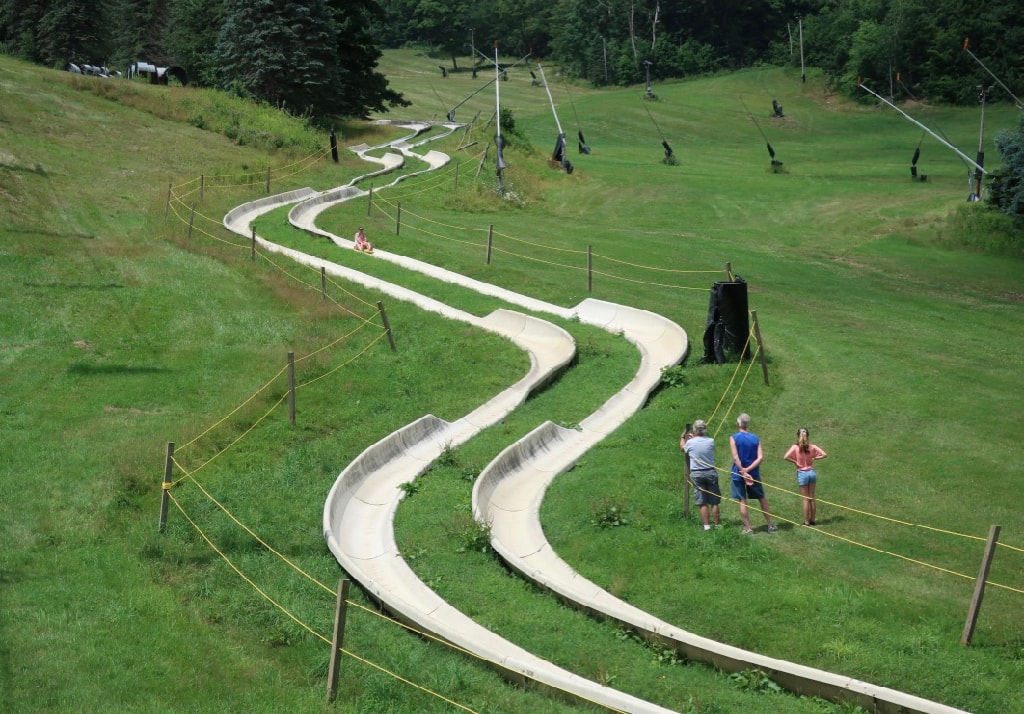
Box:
[961,524,1001,646]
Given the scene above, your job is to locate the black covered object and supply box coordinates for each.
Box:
[702,278,750,364]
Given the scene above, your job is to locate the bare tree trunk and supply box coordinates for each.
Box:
[628,1,638,59]
[651,1,660,50]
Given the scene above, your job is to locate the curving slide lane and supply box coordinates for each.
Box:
[223,121,967,714]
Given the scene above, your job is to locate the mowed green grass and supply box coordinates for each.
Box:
[343,49,1024,712]
[2,46,1022,714]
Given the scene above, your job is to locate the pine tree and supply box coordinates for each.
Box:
[214,0,405,119]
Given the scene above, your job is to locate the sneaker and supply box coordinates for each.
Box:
[767,525,778,533]
[742,528,754,535]
[809,520,816,526]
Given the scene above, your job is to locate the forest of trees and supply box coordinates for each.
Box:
[2,0,1021,216]
[2,0,1022,110]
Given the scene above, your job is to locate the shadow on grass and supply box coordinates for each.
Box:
[68,363,171,376]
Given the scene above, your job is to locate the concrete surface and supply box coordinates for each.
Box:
[220,126,968,714]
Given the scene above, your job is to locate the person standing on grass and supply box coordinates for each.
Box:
[680,419,721,531]
[783,427,827,526]
[730,412,776,534]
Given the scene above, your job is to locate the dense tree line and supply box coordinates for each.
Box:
[2,0,1021,208]
[0,0,407,119]
[374,0,1022,106]
[2,0,1021,108]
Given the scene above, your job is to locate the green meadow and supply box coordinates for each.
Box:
[1,47,1022,713]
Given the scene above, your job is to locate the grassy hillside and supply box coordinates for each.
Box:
[2,48,1022,714]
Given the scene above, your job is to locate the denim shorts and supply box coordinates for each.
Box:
[797,468,817,487]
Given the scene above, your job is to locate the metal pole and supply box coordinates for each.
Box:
[973,86,990,202]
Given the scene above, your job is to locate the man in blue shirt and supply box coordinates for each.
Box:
[729,413,777,534]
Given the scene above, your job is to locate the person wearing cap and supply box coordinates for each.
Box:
[680,419,720,531]
[353,226,374,253]
[729,412,777,534]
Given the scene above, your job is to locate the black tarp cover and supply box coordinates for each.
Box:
[701,277,750,364]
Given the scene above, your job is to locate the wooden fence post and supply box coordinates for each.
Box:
[682,423,692,520]
[961,525,1001,646]
[486,224,493,264]
[265,166,271,194]
[751,310,770,386]
[587,245,593,293]
[287,351,296,426]
[164,183,171,218]
[395,202,401,236]
[158,442,175,533]
[199,174,204,204]
[377,301,397,352]
[321,266,327,301]
[726,261,734,281]
[367,185,373,216]
[251,228,256,260]
[454,162,459,190]
[187,202,196,242]
[326,579,351,703]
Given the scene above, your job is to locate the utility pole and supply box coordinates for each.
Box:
[971,85,992,202]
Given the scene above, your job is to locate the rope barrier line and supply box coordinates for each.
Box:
[688,326,1023,594]
[715,343,760,438]
[172,470,633,713]
[339,600,628,713]
[171,147,329,191]
[168,491,330,642]
[490,228,588,255]
[252,250,381,316]
[175,478,337,595]
[170,391,289,484]
[176,363,291,452]
[168,493,485,713]
[294,322,382,365]
[296,331,390,390]
[755,476,1024,568]
[589,268,713,292]
[686,478,1023,594]
[488,245,589,273]
[591,252,724,273]
[338,647,481,713]
[706,334,755,435]
[372,194,491,238]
